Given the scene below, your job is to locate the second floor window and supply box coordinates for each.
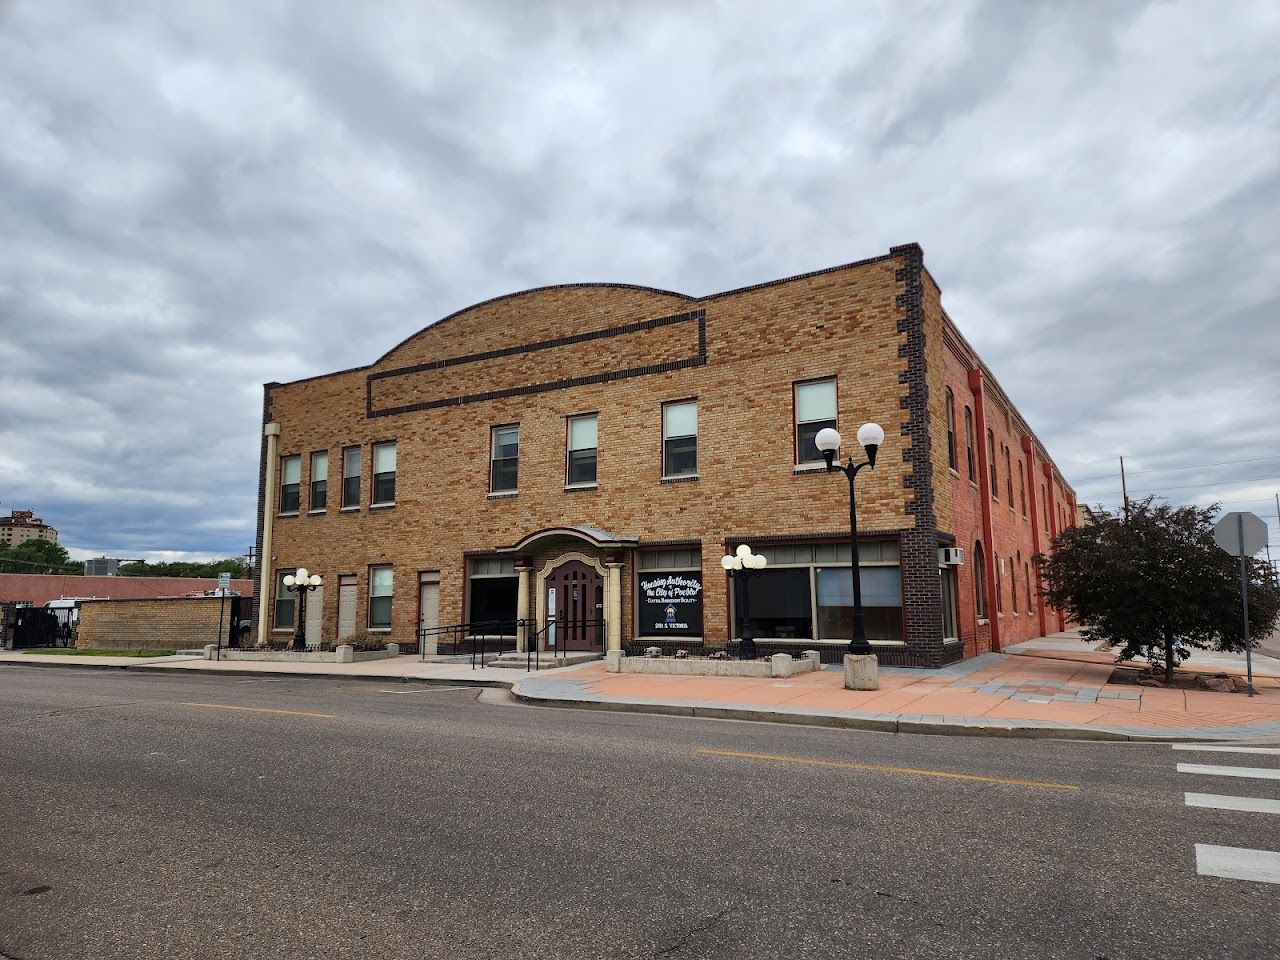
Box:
[567,414,598,486]
[945,388,956,470]
[279,456,301,513]
[662,401,698,477]
[1004,447,1013,504]
[491,425,519,492]
[964,407,976,481]
[795,378,836,464]
[987,429,997,496]
[310,451,327,511]
[372,442,396,504]
[342,446,361,508]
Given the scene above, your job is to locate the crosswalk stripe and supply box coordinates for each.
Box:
[1185,792,1280,815]
[1173,744,1280,756]
[1177,763,1280,781]
[1195,844,1280,884]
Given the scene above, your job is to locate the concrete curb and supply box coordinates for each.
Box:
[0,657,516,688]
[509,683,1276,743]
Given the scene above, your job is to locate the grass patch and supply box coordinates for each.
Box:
[21,648,179,658]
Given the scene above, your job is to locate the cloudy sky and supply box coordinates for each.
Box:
[1,0,1278,563]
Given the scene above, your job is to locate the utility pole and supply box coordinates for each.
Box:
[1120,456,1130,521]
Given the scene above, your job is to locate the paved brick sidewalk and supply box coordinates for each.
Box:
[512,652,1280,741]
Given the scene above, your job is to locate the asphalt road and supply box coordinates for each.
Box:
[2,666,1278,960]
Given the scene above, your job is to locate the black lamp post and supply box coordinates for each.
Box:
[284,568,322,651]
[815,423,884,656]
[721,545,767,660]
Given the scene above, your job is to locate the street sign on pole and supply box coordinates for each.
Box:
[1213,511,1268,558]
[216,572,231,661]
[1212,511,1269,697]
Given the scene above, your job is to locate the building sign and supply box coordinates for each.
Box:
[638,573,702,636]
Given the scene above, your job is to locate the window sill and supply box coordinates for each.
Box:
[277,512,299,519]
[977,618,989,626]
[969,481,980,491]
[308,509,326,515]
[370,502,396,510]
[793,463,828,474]
[943,637,961,645]
[660,474,699,484]
[272,628,295,634]
[948,468,961,479]
[340,506,361,513]
[563,483,598,493]
[487,490,518,499]
[367,627,391,633]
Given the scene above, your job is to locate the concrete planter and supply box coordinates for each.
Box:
[607,649,820,678]
[205,643,399,663]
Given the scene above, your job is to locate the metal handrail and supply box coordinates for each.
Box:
[418,619,518,669]
[525,617,606,672]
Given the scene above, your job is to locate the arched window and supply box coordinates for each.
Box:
[945,388,957,470]
[994,551,1003,612]
[987,428,998,496]
[1004,447,1014,503]
[964,408,976,481]
[1019,461,1027,516]
[1013,551,1021,613]
[973,542,987,619]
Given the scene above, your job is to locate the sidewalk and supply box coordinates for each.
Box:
[7,639,1280,741]
[510,637,1280,742]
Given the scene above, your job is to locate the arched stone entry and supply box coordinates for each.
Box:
[542,558,604,650]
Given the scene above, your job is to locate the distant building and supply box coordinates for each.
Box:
[0,510,58,547]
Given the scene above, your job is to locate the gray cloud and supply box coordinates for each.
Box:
[1,0,1278,561]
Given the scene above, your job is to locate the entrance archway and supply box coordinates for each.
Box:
[544,559,604,651]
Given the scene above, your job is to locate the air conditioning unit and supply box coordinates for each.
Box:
[939,547,965,567]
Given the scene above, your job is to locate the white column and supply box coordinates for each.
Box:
[515,565,531,653]
[256,422,281,645]
[605,561,623,653]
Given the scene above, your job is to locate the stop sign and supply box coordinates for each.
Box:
[1213,511,1268,557]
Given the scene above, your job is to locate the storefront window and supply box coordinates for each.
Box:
[815,567,903,642]
[740,568,812,640]
[637,548,702,637]
[468,557,517,632]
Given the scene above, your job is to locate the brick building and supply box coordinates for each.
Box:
[0,510,58,547]
[254,243,1075,667]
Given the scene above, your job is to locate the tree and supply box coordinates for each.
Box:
[0,538,80,574]
[1040,498,1280,684]
[117,557,251,579]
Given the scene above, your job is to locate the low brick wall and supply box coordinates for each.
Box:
[609,650,820,678]
[77,598,228,651]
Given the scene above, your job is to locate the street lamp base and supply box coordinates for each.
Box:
[847,639,873,656]
[739,637,758,660]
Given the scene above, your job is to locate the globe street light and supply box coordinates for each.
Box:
[283,567,323,652]
[815,423,884,656]
[721,545,768,660]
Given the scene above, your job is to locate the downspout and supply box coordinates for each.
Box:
[968,369,1001,652]
[256,421,281,645]
[1021,436,1049,638]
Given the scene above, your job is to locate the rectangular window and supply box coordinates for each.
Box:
[741,568,813,640]
[467,557,518,632]
[490,425,519,493]
[369,565,393,628]
[567,414,598,486]
[941,567,959,640]
[372,442,396,504]
[795,379,837,464]
[274,570,296,629]
[342,446,361,508]
[310,451,328,511]
[662,401,698,477]
[279,456,301,514]
[815,567,904,642]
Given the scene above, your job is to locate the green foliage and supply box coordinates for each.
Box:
[0,538,80,574]
[342,629,387,652]
[117,557,251,579]
[1040,498,1280,683]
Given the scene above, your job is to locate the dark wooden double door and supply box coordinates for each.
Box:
[546,560,604,651]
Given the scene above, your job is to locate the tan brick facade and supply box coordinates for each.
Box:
[77,597,238,650]
[255,244,1074,666]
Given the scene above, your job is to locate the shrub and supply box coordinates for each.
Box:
[343,629,387,652]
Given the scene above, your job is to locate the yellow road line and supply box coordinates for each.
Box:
[178,702,335,719]
[697,748,1078,791]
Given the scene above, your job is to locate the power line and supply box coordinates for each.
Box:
[1073,455,1280,484]
[1074,432,1280,465]
[1125,475,1280,494]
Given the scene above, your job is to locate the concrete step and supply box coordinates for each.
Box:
[487,651,602,670]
